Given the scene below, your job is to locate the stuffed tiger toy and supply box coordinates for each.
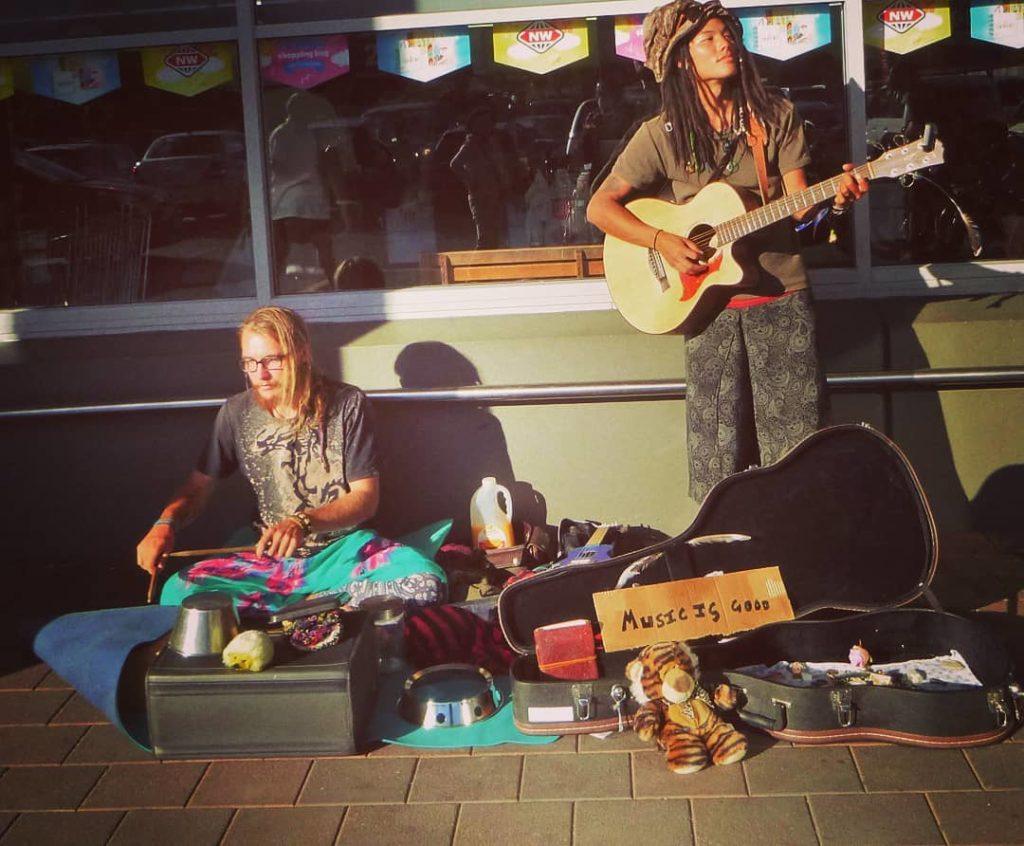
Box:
[626,641,747,774]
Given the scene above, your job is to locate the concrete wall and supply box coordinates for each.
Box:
[3,294,1022,648]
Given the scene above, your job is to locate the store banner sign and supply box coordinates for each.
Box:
[970,2,1023,49]
[143,43,234,97]
[0,60,13,102]
[377,28,471,82]
[614,15,646,62]
[864,0,951,54]
[260,35,350,89]
[737,5,832,61]
[494,20,589,75]
[29,52,120,105]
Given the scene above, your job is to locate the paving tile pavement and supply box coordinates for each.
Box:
[0,810,124,846]
[808,792,945,845]
[0,725,85,765]
[48,694,109,726]
[340,803,459,845]
[0,691,71,726]
[692,795,819,845]
[105,808,234,846]
[455,801,573,846]
[0,666,48,692]
[852,746,981,792]
[408,753,520,802]
[575,798,693,846]
[63,725,156,765]
[0,765,105,811]
[745,746,863,795]
[522,751,631,800]
[189,759,312,807]
[221,806,345,845]
[965,743,1024,789]
[80,762,208,809]
[928,789,1024,845]
[298,757,416,805]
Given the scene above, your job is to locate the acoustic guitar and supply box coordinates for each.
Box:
[602,132,945,335]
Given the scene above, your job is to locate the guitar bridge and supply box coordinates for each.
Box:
[647,248,668,291]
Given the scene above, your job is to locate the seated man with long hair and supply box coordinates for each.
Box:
[135,306,445,612]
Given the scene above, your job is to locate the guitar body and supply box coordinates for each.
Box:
[603,182,754,335]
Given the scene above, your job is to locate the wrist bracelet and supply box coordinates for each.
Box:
[652,228,663,251]
[289,511,313,535]
[153,517,176,529]
[831,203,848,216]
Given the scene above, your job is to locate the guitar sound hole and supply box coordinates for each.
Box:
[688,224,717,263]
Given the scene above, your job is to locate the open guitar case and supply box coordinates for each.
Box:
[498,424,1021,744]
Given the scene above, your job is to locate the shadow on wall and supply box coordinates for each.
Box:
[373,342,515,544]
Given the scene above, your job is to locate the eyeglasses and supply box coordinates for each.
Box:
[240,354,287,373]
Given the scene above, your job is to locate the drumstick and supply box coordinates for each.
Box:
[145,546,255,604]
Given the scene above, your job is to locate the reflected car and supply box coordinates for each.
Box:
[132,130,247,226]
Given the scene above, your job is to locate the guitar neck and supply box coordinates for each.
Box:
[717,161,875,245]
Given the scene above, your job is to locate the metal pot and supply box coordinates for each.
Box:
[167,591,240,657]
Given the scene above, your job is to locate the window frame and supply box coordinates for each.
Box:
[0,0,1021,342]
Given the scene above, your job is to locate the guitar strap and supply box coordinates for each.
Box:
[746,114,771,206]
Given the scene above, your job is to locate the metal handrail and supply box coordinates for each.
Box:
[2,367,1022,420]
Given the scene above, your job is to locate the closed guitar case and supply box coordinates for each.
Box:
[499,424,1021,746]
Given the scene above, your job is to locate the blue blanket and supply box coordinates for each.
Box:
[33,604,557,752]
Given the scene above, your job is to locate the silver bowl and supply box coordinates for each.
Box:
[167,591,240,657]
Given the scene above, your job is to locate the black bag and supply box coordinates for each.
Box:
[146,610,378,758]
[499,424,1021,746]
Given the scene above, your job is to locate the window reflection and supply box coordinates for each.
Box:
[0,44,254,308]
[865,4,1024,265]
[262,12,849,293]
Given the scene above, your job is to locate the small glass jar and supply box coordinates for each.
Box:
[360,596,406,673]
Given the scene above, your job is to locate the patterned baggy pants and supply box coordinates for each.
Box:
[684,290,825,502]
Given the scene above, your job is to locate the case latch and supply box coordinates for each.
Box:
[830,688,855,728]
[572,683,593,721]
[610,684,628,732]
[988,689,1010,729]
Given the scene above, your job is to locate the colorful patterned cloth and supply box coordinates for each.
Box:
[160,521,451,613]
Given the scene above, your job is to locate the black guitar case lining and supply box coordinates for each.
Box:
[499,424,1021,745]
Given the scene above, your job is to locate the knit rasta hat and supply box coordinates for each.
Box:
[642,0,743,83]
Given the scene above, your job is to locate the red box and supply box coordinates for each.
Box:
[533,619,599,681]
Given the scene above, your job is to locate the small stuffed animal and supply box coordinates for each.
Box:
[626,641,747,774]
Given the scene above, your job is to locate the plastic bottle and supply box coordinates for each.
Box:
[469,476,515,550]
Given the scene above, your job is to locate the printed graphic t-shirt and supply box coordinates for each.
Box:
[198,382,378,550]
[610,99,813,298]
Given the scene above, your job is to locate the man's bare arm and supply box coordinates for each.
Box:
[587,175,709,275]
[256,475,381,560]
[135,470,217,574]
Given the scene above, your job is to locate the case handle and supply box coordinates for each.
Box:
[739,699,787,732]
[830,688,856,728]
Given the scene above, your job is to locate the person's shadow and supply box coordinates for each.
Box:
[373,342,517,544]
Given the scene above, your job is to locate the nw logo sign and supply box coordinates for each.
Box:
[878,0,926,34]
[164,47,210,77]
[516,21,565,54]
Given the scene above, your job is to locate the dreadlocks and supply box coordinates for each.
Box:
[661,17,783,173]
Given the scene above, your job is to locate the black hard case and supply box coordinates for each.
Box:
[499,424,1020,746]
[146,611,378,758]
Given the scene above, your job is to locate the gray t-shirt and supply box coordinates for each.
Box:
[198,382,378,550]
[610,99,813,297]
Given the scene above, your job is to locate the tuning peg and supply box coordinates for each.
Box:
[920,124,936,151]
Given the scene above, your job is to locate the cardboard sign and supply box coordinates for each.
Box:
[593,565,794,652]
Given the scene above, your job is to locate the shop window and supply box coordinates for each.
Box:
[865,0,1024,266]
[0,43,254,308]
[258,6,850,294]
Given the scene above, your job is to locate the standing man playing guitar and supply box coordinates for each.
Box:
[587,0,867,502]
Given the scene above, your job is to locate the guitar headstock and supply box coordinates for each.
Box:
[870,129,945,180]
